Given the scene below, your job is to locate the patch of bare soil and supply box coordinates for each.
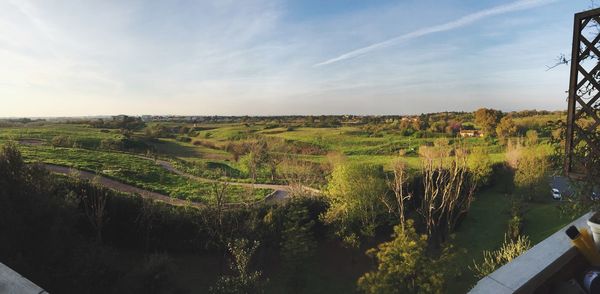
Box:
[18,138,45,146]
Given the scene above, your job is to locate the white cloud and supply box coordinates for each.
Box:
[314,0,559,66]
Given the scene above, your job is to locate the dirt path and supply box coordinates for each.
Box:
[152,159,290,191]
[150,159,322,201]
[35,147,325,207]
[42,164,205,208]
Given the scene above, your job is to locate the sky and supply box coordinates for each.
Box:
[0,0,594,117]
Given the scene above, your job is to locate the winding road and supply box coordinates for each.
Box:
[40,157,300,207]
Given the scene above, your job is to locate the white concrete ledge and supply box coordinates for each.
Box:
[0,262,47,294]
[470,212,592,294]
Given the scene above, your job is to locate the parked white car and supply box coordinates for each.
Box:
[551,188,562,200]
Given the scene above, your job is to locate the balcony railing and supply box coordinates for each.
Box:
[469,212,592,293]
[0,262,47,294]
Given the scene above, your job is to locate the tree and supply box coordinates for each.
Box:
[78,178,109,243]
[201,182,231,248]
[230,143,248,162]
[245,141,269,182]
[513,146,549,201]
[211,182,229,236]
[383,159,412,231]
[525,130,539,146]
[135,198,160,252]
[419,143,475,242]
[266,153,282,182]
[474,108,502,135]
[357,220,447,294]
[467,147,493,188]
[323,163,387,246]
[280,157,323,198]
[210,239,266,294]
[495,116,517,139]
[280,205,316,293]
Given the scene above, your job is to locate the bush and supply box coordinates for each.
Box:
[51,135,74,147]
[100,138,123,150]
[471,234,531,279]
[507,198,523,241]
[357,220,448,294]
[193,140,217,149]
[176,136,192,143]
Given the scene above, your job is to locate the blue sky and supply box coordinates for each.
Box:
[0,0,593,116]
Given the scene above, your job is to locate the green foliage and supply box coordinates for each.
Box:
[323,162,387,244]
[513,146,550,201]
[51,135,75,147]
[99,137,122,150]
[357,220,449,294]
[495,116,517,139]
[507,197,524,241]
[0,143,185,293]
[123,253,179,294]
[506,215,522,241]
[470,234,531,279]
[474,108,503,135]
[144,124,174,139]
[176,136,192,143]
[468,147,494,187]
[90,116,146,131]
[17,145,268,203]
[210,239,266,294]
[525,130,539,146]
[280,204,317,292]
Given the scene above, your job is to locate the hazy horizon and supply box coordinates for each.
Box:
[0,0,590,117]
[0,107,568,119]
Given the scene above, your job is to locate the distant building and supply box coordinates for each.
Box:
[459,130,484,137]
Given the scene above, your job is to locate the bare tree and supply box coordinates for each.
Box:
[211,181,230,230]
[200,181,230,248]
[266,153,282,182]
[419,143,475,242]
[280,157,322,198]
[81,178,109,243]
[384,159,412,232]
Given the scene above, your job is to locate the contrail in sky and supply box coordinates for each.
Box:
[314,0,559,67]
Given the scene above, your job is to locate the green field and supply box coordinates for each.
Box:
[449,171,574,293]
[8,142,268,203]
[0,116,572,292]
[161,124,507,177]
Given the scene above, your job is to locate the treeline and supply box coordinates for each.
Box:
[133,110,565,129]
[86,115,146,131]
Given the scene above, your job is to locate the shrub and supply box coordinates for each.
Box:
[51,135,74,147]
[176,136,192,143]
[507,198,524,241]
[100,138,123,150]
[209,239,266,294]
[357,220,448,294]
[471,234,532,279]
[193,140,217,149]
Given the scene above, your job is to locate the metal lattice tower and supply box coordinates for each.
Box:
[565,8,600,179]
